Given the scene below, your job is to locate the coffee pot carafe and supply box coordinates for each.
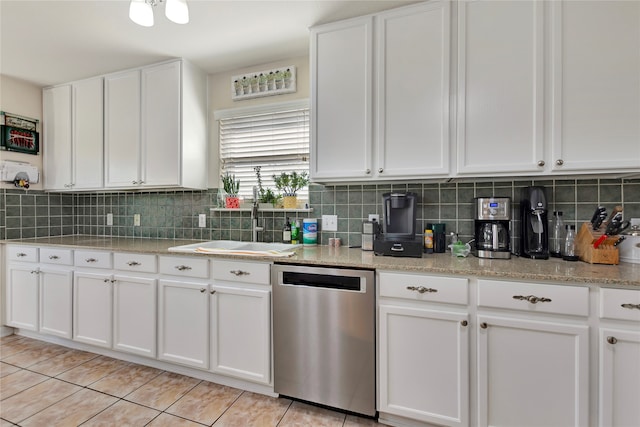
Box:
[520,186,549,259]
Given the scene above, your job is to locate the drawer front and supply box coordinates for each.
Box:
[212,259,270,285]
[114,252,157,273]
[6,246,38,263]
[40,247,73,265]
[74,250,112,269]
[378,271,469,305]
[159,256,209,279]
[478,279,589,316]
[600,287,640,322]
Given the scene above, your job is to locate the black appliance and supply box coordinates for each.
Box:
[520,186,549,259]
[374,192,423,258]
[474,197,511,259]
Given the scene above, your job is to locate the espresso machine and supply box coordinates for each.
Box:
[520,186,549,259]
[474,197,511,259]
[373,192,423,258]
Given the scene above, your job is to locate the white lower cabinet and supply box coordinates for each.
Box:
[39,267,73,339]
[6,264,39,331]
[378,271,469,427]
[113,274,156,358]
[73,271,113,348]
[158,279,209,369]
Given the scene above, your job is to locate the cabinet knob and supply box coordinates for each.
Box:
[378,168,384,173]
[537,160,545,167]
[607,336,618,345]
[103,278,110,283]
[230,270,249,276]
[200,288,207,293]
[210,289,216,295]
[127,261,141,266]
[480,322,488,329]
[365,169,371,174]
[460,320,468,327]
[556,159,564,166]
[621,303,640,310]
[407,285,437,294]
[49,255,60,260]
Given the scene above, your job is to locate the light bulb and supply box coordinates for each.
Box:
[129,0,154,27]
[165,0,189,24]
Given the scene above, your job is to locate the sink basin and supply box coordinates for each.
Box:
[168,240,302,256]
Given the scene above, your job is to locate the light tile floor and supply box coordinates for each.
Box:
[0,335,386,426]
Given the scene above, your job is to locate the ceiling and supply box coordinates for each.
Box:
[0,0,418,88]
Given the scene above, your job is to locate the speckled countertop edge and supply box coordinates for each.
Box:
[3,236,639,288]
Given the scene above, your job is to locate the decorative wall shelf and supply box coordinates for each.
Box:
[231,66,296,101]
[210,207,313,213]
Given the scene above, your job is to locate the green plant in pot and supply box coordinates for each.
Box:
[273,171,309,209]
[254,166,281,207]
[221,172,240,208]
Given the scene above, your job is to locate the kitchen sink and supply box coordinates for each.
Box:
[168,240,302,256]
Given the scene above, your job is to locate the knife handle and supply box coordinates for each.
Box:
[594,235,607,249]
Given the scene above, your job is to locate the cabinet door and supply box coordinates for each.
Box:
[141,61,181,187]
[456,0,544,175]
[158,279,209,369]
[73,271,113,348]
[43,85,72,190]
[113,275,156,358]
[599,328,640,427]
[379,304,468,426]
[104,69,141,187]
[477,315,589,427]
[550,1,640,172]
[210,285,271,384]
[72,77,103,190]
[311,17,373,181]
[39,267,73,339]
[376,1,451,178]
[5,264,39,331]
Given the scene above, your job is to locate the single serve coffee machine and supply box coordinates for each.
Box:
[373,192,423,258]
[474,197,511,259]
[520,186,549,259]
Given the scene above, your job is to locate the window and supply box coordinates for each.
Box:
[216,100,310,200]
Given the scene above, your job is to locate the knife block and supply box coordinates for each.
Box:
[576,223,620,265]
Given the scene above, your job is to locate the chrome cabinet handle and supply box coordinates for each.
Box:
[378,168,383,173]
[210,289,216,295]
[127,261,141,266]
[621,303,640,310]
[607,336,618,345]
[30,270,40,274]
[230,270,249,276]
[365,169,371,174]
[460,320,468,327]
[103,278,115,283]
[407,286,437,294]
[85,258,98,263]
[556,159,564,166]
[49,255,60,260]
[513,295,551,304]
[132,180,139,185]
[200,288,206,293]
[480,322,488,329]
[175,265,192,271]
[537,160,545,167]
[16,253,27,257]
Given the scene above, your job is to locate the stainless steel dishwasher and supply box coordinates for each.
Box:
[272,264,376,417]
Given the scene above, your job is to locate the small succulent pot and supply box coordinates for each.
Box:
[283,195,298,209]
[225,196,240,209]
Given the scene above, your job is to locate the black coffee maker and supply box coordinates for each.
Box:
[373,192,423,258]
[520,186,549,259]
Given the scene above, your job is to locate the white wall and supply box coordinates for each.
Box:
[0,75,44,190]
[207,55,310,188]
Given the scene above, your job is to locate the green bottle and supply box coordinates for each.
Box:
[291,219,299,244]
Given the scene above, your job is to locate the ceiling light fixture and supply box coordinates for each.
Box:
[129,0,189,27]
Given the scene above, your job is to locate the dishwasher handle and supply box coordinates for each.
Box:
[281,271,364,292]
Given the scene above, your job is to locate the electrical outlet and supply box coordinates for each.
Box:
[368,214,380,223]
[322,214,338,231]
[134,214,141,227]
[106,213,113,226]
[198,214,206,228]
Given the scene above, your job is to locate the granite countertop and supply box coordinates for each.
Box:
[3,235,639,288]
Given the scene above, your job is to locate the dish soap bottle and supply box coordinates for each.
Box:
[562,224,579,261]
[291,219,300,244]
[550,211,565,258]
[282,217,291,243]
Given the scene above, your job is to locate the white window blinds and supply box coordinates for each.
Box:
[218,102,310,199]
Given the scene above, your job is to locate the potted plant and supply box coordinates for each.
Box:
[221,172,240,208]
[273,171,309,209]
[254,166,280,208]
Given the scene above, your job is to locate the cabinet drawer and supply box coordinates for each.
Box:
[6,246,38,263]
[212,259,270,285]
[478,279,589,316]
[40,247,73,265]
[74,250,112,269]
[378,271,469,305]
[159,256,209,279]
[600,287,640,322]
[114,252,157,273]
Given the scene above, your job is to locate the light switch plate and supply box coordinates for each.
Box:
[198,214,206,228]
[368,214,380,223]
[134,214,141,227]
[106,213,113,226]
[322,214,338,231]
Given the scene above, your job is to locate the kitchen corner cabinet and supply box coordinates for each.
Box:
[378,272,469,427]
[548,0,640,174]
[456,0,544,176]
[104,59,207,190]
[311,1,451,182]
[43,77,104,191]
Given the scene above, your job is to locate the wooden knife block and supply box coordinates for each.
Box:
[576,222,620,265]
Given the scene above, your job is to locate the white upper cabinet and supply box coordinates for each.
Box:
[43,77,104,191]
[311,1,451,182]
[456,0,544,176]
[549,0,640,173]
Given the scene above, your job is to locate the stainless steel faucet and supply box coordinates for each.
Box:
[251,201,263,242]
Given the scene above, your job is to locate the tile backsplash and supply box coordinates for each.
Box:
[1,178,639,248]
